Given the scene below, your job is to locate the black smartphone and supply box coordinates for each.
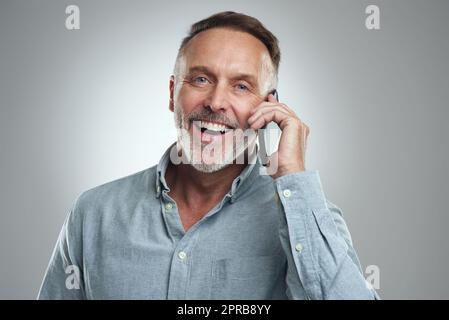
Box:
[270,89,279,102]
[259,89,281,166]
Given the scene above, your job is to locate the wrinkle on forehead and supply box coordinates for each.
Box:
[186,30,262,75]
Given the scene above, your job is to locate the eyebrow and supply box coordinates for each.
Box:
[187,65,259,87]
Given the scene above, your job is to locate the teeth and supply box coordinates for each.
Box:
[199,121,229,132]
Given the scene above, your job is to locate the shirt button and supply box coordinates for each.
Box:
[178,251,187,260]
[295,243,303,253]
[165,203,173,211]
[283,189,292,198]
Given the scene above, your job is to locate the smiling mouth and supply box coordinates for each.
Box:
[192,120,233,135]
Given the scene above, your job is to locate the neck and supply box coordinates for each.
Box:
[166,162,246,207]
[165,142,258,209]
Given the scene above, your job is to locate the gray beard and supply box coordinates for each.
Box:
[191,161,231,173]
[173,104,255,173]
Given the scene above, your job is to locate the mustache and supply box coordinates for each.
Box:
[187,109,240,129]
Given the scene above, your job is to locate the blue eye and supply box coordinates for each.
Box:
[236,84,249,91]
[193,76,209,84]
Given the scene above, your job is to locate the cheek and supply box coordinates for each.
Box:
[233,96,260,128]
[177,89,201,114]
[233,107,253,129]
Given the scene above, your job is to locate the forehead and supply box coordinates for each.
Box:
[183,28,270,77]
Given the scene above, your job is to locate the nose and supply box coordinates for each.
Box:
[205,84,231,113]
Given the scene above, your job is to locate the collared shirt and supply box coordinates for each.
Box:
[38,144,380,299]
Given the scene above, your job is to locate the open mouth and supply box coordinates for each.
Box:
[193,120,233,135]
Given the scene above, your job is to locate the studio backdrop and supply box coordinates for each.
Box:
[0,0,448,299]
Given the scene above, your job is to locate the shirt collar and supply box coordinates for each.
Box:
[155,142,175,198]
[155,142,261,202]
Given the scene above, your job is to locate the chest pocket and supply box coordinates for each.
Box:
[210,255,285,299]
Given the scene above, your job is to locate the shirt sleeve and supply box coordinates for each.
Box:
[274,170,380,300]
[37,197,86,300]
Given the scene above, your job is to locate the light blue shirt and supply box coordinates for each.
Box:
[38,144,380,299]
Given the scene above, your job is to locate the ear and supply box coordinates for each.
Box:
[169,75,175,112]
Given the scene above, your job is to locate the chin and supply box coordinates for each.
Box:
[191,162,231,173]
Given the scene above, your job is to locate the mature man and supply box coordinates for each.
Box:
[38,11,379,299]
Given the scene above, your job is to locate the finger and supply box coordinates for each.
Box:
[248,105,291,124]
[249,100,278,114]
[265,99,301,122]
[249,109,292,130]
[251,102,297,120]
[278,102,296,116]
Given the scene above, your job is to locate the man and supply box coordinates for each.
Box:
[38,11,379,300]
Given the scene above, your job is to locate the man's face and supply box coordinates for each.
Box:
[170,28,272,172]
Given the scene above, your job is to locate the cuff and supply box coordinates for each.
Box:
[274,170,328,211]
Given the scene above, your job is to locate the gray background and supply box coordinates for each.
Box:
[1,0,448,299]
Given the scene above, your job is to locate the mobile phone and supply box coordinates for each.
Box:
[258,89,281,167]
